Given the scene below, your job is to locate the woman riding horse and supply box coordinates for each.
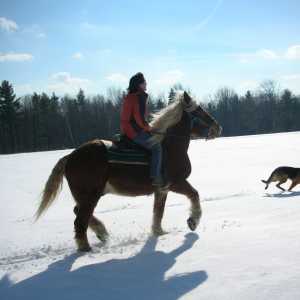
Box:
[121,72,166,188]
[35,88,222,252]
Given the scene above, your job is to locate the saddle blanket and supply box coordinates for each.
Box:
[102,140,149,165]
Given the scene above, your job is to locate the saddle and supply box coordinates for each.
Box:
[107,134,150,165]
[106,135,168,183]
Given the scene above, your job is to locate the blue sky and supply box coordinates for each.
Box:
[0,0,300,100]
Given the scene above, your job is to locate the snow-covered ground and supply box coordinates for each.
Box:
[1,132,300,300]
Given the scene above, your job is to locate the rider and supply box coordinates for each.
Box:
[120,72,166,188]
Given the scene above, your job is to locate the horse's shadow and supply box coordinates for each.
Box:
[264,191,300,198]
[0,233,207,300]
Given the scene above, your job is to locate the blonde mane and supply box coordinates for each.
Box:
[150,91,197,143]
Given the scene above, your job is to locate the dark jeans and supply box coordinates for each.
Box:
[133,131,162,179]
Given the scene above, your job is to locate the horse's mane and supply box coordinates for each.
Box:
[150,91,197,143]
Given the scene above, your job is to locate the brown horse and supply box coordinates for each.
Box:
[35,91,222,251]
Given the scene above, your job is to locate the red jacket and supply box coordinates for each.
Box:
[120,91,151,139]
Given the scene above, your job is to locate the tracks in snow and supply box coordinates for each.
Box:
[0,191,254,272]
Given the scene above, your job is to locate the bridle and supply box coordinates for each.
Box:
[153,110,214,140]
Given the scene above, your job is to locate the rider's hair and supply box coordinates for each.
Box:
[127,72,146,93]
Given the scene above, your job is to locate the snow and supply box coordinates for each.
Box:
[1,131,300,300]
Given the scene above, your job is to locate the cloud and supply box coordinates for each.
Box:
[285,45,300,60]
[235,45,300,63]
[72,52,84,60]
[235,49,279,63]
[106,73,127,84]
[0,52,33,62]
[0,19,46,38]
[48,72,91,94]
[0,17,18,32]
[154,70,184,86]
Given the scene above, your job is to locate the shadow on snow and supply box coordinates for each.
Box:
[264,190,300,198]
[0,233,207,300]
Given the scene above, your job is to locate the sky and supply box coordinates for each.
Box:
[0,0,300,100]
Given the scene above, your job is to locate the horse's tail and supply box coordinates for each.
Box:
[35,155,69,220]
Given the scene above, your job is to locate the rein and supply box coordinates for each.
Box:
[151,106,214,140]
[152,112,211,140]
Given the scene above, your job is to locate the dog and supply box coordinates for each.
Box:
[261,166,300,191]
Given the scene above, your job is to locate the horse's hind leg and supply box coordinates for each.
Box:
[89,214,108,243]
[73,190,101,252]
[152,191,168,236]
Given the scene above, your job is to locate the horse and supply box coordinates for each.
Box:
[35,91,222,251]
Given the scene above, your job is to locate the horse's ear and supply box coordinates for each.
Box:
[183,91,191,104]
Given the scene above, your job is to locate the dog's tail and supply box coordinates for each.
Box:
[261,179,270,190]
[261,170,277,190]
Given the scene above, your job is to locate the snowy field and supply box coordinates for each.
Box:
[1,131,300,300]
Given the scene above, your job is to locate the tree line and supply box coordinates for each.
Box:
[0,80,300,154]
[205,81,300,136]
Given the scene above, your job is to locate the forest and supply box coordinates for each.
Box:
[1,79,300,154]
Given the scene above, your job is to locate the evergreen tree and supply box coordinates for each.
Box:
[76,89,86,110]
[75,89,88,144]
[278,89,299,131]
[168,88,176,105]
[0,80,20,153]
[239,90,257,135]
[155,96,166,112]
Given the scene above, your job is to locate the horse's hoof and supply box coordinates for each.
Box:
[187,217,197,231]
[77,245,92,252]
[152,228,168,236]
[76,238,92,252]
[97,233,109,243]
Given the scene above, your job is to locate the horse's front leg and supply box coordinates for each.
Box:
[171,180,202,231]
[152,190,168,236]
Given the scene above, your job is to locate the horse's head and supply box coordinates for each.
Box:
[150,91,222,144]
[181,91,222,140]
